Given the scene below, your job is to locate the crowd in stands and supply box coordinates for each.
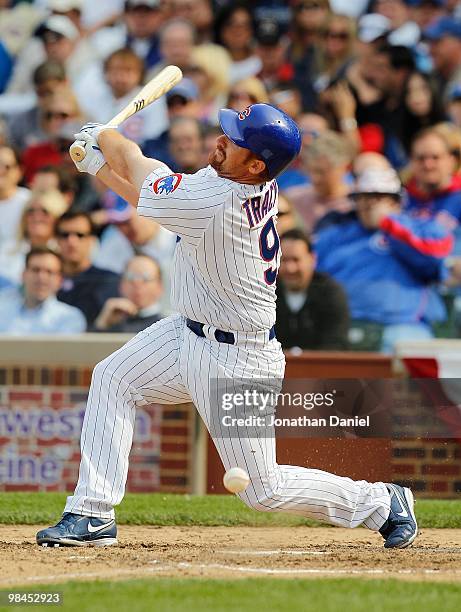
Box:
[2,0,461,353]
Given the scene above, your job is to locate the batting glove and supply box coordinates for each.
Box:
[71,133,107,176]
[77,122,113,142]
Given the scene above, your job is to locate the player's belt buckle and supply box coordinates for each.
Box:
[186,319,276,344]
[186,319,235,344]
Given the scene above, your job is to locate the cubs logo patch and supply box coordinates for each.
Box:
[238,107,251,120]
[370,232,389,253]
[152,173,182,195]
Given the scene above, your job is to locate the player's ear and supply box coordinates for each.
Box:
[248,158,267,177]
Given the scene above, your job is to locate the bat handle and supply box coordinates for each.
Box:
[69,140,87,162]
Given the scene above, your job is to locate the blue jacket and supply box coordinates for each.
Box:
[404,175,461,230]
[314,212,453,325]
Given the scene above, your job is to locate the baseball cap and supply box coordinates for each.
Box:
[36,15,79,40]
[255,19,283,46]
[166,78,198,102]
[47,0,83,12]
[358,14,392,43]
[125,0,160,9]
[350,168,402,199]
[423,16,461,41]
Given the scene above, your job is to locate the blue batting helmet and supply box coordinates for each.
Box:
[218,103,301,180]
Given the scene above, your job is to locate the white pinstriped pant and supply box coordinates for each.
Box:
[65,314,391,531]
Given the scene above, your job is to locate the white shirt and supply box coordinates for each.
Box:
[0,187,30,253]
[284,290,307,314]
[138,166,280,333]
[0,289,86,334]
[74,72,168,142]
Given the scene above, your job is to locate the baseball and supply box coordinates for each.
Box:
[223,467,250,493]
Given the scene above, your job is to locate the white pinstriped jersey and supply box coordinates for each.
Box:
[137,165,280,332]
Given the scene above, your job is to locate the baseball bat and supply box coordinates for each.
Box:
[69,65,183,162]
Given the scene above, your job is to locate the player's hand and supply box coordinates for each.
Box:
[71,133,107,176]
[77,122,112,142]
[94,298,138,330]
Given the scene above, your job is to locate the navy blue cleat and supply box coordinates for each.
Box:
[36,513,118,547]
[379,484,418,549]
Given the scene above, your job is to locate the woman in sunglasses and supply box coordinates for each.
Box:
[0,189,69,284]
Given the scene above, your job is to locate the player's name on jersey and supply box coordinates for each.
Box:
[242,181,278,229]
[221,415,371,428]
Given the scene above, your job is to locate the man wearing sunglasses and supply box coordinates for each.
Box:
[55,211,120,327]
[93,255,165,333]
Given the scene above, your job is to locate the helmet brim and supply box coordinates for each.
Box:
[218,108,249,150]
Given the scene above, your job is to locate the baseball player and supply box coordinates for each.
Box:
[37,104,417,549]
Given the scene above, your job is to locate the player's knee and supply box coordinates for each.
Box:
[237,490,277,513]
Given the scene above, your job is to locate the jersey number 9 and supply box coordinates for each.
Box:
[259,217,280,285]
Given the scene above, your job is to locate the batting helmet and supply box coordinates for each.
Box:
[218,103,301,180]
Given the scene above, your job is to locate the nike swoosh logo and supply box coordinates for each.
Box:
[87,520,114,533]
[392,487,409,518]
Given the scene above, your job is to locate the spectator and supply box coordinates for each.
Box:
[0,246,86,334]
[214,3,260,83]
[276,229,349,350]
[405,127,461,232]
[93,196,175,276]
[188,44,230,124]
[75,47,167,144]
[424,16,461,99]
[276,194,300,236]
[289,0,331,111]
[7,14,97,95]
[227,78,269,112]
[0,146,30,280]
[93,255,165,332]
[150,18,196,78]
[142,78,199,166]
[29,165,77,209]
[315,168,453,353]
[372,0,420,46]
[354,44,415,165]
[168,117,204,173]
[283,131,353,233]
[55,211,120,327]
[172,0,214,44]
[345,13,389,109]
[400,72,446,156]
[5,60,68,149]
[277,112,329,190]
[254,19,293,93]
[19,189,68,250]
[0,188,69,284]
[446,83,461,128]
[314,13,357,93]
[410,0,448,30]
[352,151,392,176]
[20,84,84,183]
[92,0,163,70]
[269,85,303,120]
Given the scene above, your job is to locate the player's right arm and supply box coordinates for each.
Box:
[98,129,170,192]
[73,127,171,205]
